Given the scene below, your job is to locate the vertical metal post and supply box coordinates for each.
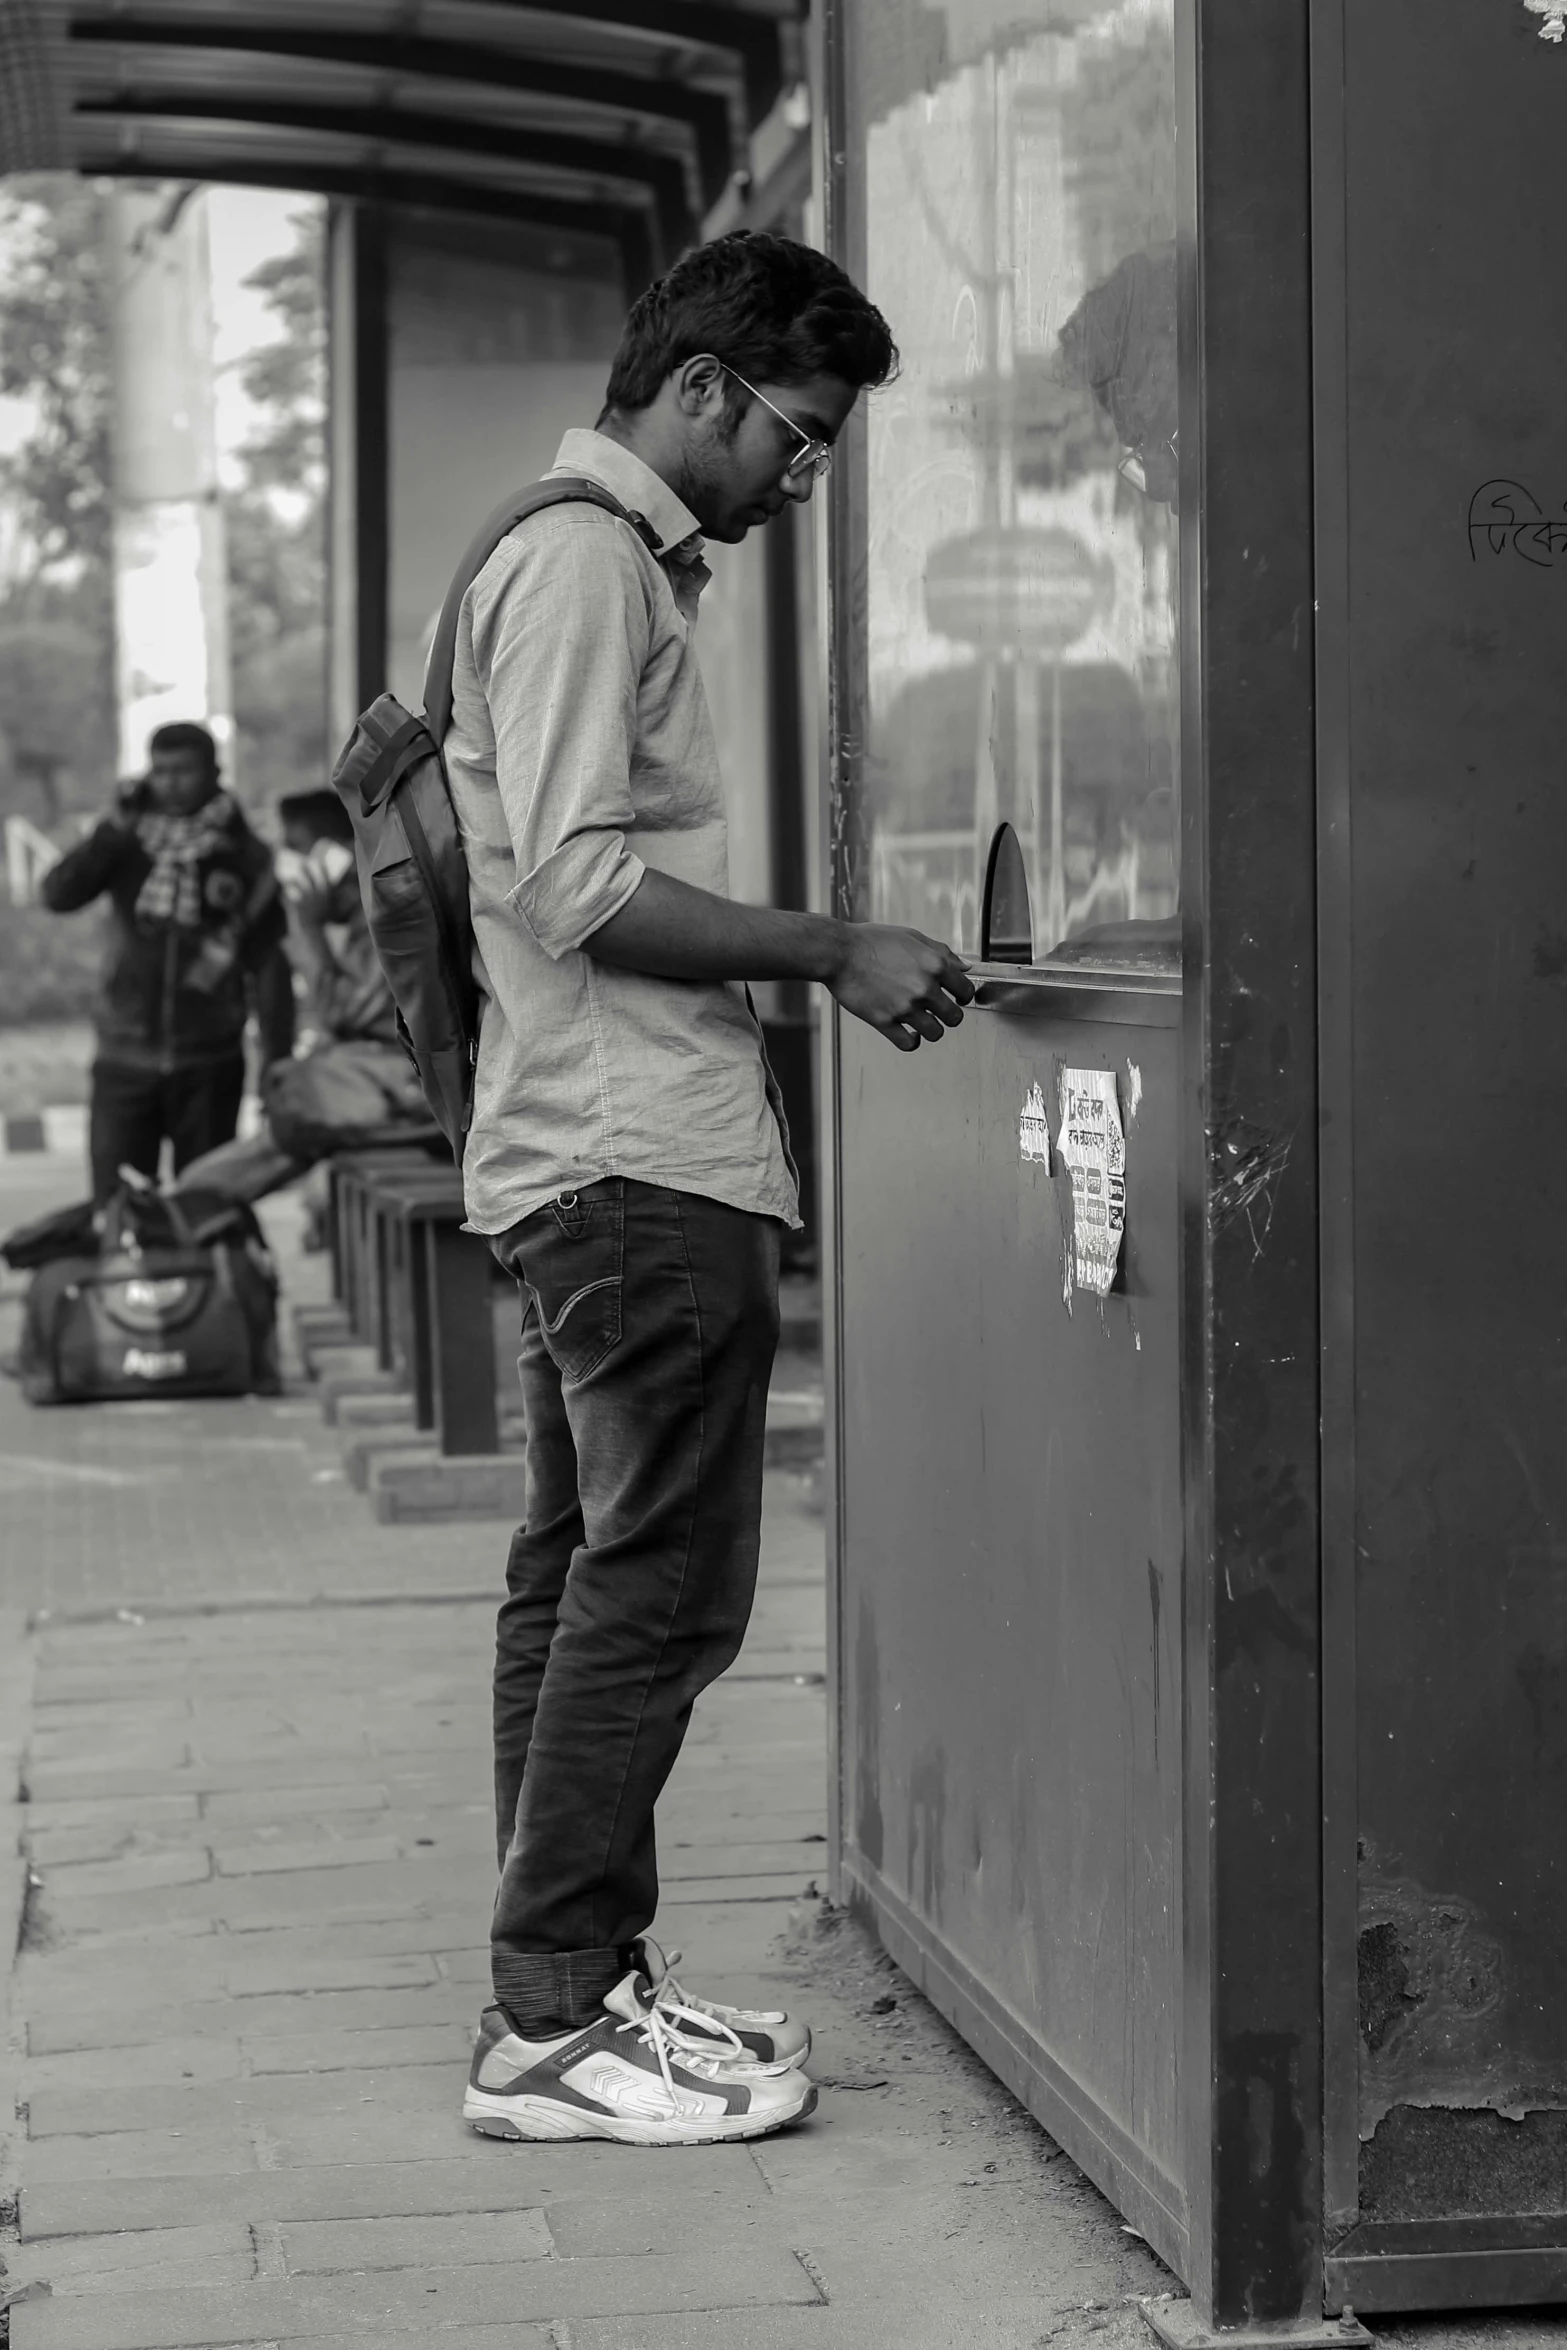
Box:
[1308,0,1360,2248]
[1181,0,1323,2327]
[816,0,854,1909]
[1047,658,1064,950]
[325,201,388,735]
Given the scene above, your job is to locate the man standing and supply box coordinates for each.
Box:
[451,233,969,2146]
[41,722,293,1202]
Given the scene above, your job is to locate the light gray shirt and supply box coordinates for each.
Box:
[444,428,799,1236]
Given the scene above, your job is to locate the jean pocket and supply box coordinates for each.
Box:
[520,1179,624,1384]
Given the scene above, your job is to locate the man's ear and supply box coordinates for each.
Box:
[671,354,725,417]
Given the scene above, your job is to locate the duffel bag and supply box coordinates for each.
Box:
[18,1189,279,1405]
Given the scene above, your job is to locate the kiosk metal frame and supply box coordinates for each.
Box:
[819,0,1567,2329]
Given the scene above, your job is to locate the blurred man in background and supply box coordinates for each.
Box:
[273,789,397,1053]
[40,721,293,1203]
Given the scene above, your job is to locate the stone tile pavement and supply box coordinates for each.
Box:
[0,1144,1561,2350]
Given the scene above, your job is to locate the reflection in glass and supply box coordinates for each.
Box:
[841,0,1181,963]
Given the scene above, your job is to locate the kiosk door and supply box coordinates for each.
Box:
[820,0,1195,2286]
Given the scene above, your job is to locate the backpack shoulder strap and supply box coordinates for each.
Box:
[422,477,660,745]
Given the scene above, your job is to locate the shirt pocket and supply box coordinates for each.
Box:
[521,1178,625,1385]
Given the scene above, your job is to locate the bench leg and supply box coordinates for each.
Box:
[327,1170,346,1302]
[425,1223,498,1456]
[352,1186,377,1340]
[372,1203,396,1372]
[407,1221,436,1432]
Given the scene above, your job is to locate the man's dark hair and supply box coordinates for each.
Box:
[148,721,219,778]
[277,789,354,847]
[602,232,898,415]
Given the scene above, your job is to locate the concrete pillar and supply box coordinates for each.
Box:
[107,183,233,779]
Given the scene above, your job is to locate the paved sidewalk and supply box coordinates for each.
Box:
[0,1145,1559,2350]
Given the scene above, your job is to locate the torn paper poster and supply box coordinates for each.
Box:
[1019,1082,1051,1166]
[1057,1067,1126,1298]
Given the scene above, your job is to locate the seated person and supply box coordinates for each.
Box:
[273,790,400,1053]
[175,791,438,1204]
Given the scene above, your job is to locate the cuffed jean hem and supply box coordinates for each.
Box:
[492,1944,634,2038]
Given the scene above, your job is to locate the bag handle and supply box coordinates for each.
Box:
[422,478,659,746]
[100,1183,198,1261]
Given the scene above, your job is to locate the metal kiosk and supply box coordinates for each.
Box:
[819,0,1567,2335]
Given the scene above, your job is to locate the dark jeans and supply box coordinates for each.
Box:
[89,1056,247,1204]
[488,1177,781,2036]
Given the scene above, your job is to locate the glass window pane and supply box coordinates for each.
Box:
[837,0,1182,965]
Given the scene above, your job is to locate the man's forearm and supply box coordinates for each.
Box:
[582,868,844,987]
[581,864,974,1052]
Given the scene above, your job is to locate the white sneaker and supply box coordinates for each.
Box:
[638,1935,812,2067]
[463,1971,817,2147]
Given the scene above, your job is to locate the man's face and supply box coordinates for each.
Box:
[678,368,859,544]
[147,747,216,817]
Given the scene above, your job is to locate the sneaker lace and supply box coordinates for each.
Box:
[616,1990,747,2102]
[645,1944,708,2017]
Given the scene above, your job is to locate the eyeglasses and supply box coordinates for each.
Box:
[720,363,834,481]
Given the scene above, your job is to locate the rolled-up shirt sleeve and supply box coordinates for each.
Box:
[467,511,649,960]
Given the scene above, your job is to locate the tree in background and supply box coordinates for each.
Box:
[0,179,327,1021]
[0,174,117,835]
[226,206,328,803]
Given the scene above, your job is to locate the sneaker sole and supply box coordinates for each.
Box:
[462,2080,817,2146]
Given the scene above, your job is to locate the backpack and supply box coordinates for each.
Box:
[16,1186,280,1406]
[330,478,658,1158]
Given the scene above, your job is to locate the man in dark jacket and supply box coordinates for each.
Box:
[41,721,294,1202]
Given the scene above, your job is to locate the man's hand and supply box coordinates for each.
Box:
[283,869,335,931]
[826,923,974,1050]
[581,866,974,1050]
[107,777,149,832]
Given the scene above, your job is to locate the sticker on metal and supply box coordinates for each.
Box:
[1019,1081,1051,1167]
[1056,1067,1126,1299]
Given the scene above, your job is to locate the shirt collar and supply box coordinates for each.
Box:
[551,429,702,561]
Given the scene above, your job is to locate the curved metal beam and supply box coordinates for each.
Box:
[73,92,687,260]
[73,146,656,292]
[66,15,736,206]
[69,0,789,130]
[421,0,791,126]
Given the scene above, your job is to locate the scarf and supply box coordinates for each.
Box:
[133,791,243,931]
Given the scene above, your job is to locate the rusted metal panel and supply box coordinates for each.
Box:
[834,985,1188,2273]
[1315,0,1567,2287]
